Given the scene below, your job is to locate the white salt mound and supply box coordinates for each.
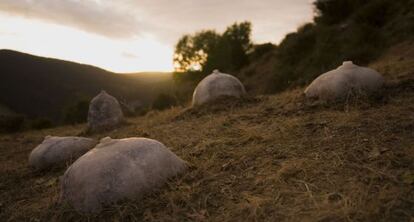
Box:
[87,90,124,132]
[304,61,384,100]
[192,69,246,106]
[60,137,187,213]
[28,136,97,171]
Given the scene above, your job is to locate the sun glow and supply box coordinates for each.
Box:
[0,13,174,73]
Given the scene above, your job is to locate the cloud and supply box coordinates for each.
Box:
[0,0,314,44]
[0,30,17,36]
[122,52,139,59]
[121,0,314,43]
[0,0,144,38]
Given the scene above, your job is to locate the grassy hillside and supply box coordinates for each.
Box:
[0,41,413,221]
[0,50,173,122]
[237,0,414,95]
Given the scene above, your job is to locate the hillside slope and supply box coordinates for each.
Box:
[0,50,172,121]
[236,0,414,95]
[0,42,413,221]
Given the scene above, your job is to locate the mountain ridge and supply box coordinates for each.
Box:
[0,49,173,121]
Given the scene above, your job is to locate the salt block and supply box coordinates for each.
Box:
[192,69,246,106]
[29,136,97,171]
[305,61,384,100]
[60,137,187,213]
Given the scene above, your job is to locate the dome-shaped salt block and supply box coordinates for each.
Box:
[29,136,97,171]
[304,61,384,100]
[192,70,246,106]
[87,91,124,132]
[60,137,187,213]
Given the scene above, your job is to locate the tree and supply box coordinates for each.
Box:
[174,21,253,74]
[173,31,220,72]
[314,0,367,24]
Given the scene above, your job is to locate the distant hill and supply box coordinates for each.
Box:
[124,72,173,83]
[0,50,173,121]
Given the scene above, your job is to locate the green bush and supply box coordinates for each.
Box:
[314,0,367,25]
[152,94,177,110]
[249,43,276,61]
[63,100,90,124]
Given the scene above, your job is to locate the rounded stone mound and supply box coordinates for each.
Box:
[28,136,97,171]
[192,70,246,106]
[60,137,187,213]
[87,91,124,132]
[304,61,384,101]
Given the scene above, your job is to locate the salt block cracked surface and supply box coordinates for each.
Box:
[304,61,384,101]
[60,137,187,213]
[192,69,246,106]
[29,136,97,171]
[87,90,124,132]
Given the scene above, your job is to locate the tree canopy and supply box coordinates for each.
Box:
[173,22,252,74]
[313,0,368,24]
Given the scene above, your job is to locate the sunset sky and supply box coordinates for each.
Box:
[0,0,314,73]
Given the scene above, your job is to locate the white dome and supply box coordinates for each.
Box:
[304,61,384,100]
[60,137,187,213]
[28,136,97,171]
[192,70,246,106]
[87,91,124,132]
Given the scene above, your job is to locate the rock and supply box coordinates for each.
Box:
[304,61,384,101]
[192,69,246,106]
[60,137,187,213]
[87,91,124,132]
[29,136,97,171]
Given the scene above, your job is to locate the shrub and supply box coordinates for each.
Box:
[354,0,395,28]
[314,0,367,25]
[152,94,177,110]
[248,43,276,61]
[63,100,90,124]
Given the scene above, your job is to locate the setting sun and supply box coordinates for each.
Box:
[0,0,313,73]
[0,14,174,73]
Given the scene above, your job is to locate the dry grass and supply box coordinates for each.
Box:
[1,42,414,221]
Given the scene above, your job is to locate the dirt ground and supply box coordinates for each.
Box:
[0,43,413,222]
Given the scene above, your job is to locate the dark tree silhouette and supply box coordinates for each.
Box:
[174,21,252,74]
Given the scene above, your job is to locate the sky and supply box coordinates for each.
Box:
[0,0,314,73]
